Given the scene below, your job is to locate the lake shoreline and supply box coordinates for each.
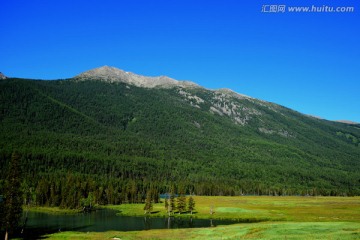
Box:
[20,196,360,239]
[27,195,360,221]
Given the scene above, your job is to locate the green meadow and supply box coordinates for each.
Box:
[45,196,360,239]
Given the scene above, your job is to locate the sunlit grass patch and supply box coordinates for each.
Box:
[259,222,360,240]
[216,207,262,214]
[46,222,360,239]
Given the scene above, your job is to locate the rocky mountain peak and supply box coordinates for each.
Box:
[0,72,7,79]
[74,66,200,89]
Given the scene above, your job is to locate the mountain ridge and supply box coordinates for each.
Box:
[0,69,359,206]
[3,66,358,123]
[74,66,200,89]
[74,66,358,124]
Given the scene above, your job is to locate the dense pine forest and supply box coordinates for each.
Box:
[0,78,359,209]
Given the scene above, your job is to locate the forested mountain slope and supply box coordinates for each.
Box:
[0,71,359,208]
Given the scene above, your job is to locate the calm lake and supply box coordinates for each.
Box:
[19,209,237,239]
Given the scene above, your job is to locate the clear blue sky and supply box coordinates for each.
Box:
[1,0,359,122]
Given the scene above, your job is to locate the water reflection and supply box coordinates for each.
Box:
[26,209,233,232]
[16,209,239,239]
[142,216,212,230]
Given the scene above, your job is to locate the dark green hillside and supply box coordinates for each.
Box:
[0,78,359,208]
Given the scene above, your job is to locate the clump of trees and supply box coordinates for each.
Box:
[163,190,196,216]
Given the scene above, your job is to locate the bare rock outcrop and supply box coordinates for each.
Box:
[74,66,199,89]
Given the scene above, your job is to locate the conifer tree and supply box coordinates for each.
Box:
[0,194,4,227]
[164,197,169,211]
[210,205,215,215]
[176,190,186,214]
[3,152,23,240]
[143,190,152,214]
[188,196,195,215]
[169,192,175,215]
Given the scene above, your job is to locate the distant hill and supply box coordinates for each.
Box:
[0,67,359,208]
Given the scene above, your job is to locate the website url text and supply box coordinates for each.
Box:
[261,5,355,13]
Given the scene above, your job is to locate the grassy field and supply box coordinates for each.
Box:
[106,196,360,222]
[45,196,360,239]
[46,222,360,240]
